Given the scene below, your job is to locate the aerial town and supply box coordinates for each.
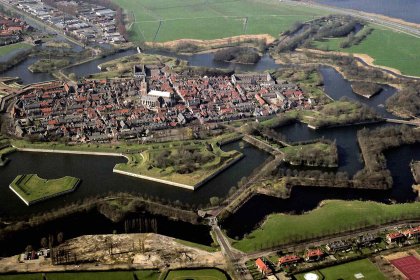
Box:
[11,65,312,141]
[0,13,31,45]
[0,0,419,279]
[11,0,125,45]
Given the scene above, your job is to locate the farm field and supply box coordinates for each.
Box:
[312,26,420,76]
[0,42,31,57]
[10,174,80,205]
[294,259,387,280]
[112,0,327,42]
[0,270,161,280]
[231,200,420,252]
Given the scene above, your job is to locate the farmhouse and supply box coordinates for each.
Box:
[326,240,352,253]
[278,255,301,267]
[386,232,406,244]
[255,258,272,275]
[403,226,420,239]
[304,249,324,262]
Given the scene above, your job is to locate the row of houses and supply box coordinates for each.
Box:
[11,64,314,142]
[0,13,31,45]
[255,225,420,278]
[11,0,124,45]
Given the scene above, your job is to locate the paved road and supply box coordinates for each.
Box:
[283,0,420,38]
[210,218,253,280]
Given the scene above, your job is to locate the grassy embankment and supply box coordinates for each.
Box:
[89,53,187,79]
[294,258,386,280]
[0,42,32,57]
[0,269,228,280]
[28,59,70,73]
[312,25,420,77]
[165,269,228,280]
[10,174,80,205]
[113,0,326,42]
[231,200,420,252]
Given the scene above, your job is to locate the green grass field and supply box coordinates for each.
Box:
[165,269,228,280]
[10,174,80,205]
[113,0,326,42]
[294,259,386,280]
[0,42,32,57]
[0,270,160,280]
[312,26,420,76]
[231,200,420,252]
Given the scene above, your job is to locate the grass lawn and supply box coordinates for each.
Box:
[10,174,80,205]
[0,42,32,57]
[0,270,161,280]
[175,239,218,252]
[113,0,326,42]
[165,269,228,280]
[312,26,420,77]
[294,259,386,280]
[231,200,420,252]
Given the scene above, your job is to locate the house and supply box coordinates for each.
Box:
[278,255,301,267]
[402,226,420,239]
[304,249,324,262]
[326,240,352,253]
[255,258,271,275]
[386,232,406,244]
[357,233,376,247]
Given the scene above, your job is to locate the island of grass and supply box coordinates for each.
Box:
[301,99,381,129]
[281,140,338,168]
[351,81,383,98]
[114,140,243,190]
[231,200,420,252]
[28,59,70,73]
[9,174,80,206]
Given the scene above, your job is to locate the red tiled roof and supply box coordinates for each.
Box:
[279,255,301,265]
[255,258,268,272]
[306,249,323,257]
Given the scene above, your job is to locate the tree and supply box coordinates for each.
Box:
[41,237,48,248]
[25,245,33,253]
[57,232,64,244]
[210,196,220,206]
